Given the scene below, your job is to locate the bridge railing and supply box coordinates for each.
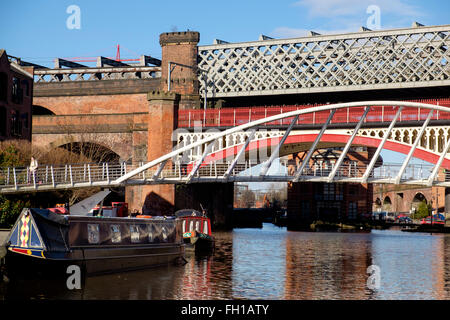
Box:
[0,163,131,190]
[178,98,450,128]
[33,66,161,83]
[0,159,438,193]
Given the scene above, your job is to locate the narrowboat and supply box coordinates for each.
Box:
[4,207,185,277]
[175,209,215,253]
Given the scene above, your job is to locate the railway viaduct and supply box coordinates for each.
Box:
[28,24,450,227]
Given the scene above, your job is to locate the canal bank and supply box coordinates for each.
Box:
[0,229,10,245]
[0,229,9,283]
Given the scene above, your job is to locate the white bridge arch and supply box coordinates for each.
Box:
[117,100,450,186]
[1,100,450,194]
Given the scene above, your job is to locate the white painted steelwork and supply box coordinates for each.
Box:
[1,101,450,193]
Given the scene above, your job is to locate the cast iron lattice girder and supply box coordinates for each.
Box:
[198,25,450,97]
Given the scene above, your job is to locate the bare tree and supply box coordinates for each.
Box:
[240,189,256,208]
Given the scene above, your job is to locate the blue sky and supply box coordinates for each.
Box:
[1,0,449,67]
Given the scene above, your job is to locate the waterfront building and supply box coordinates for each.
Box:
[0,49,33,142]
[287,147,375,223]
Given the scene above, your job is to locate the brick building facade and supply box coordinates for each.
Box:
[0,49,33,142]
[287,147,375,223]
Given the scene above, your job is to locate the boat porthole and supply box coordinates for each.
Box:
[87,224,99,244]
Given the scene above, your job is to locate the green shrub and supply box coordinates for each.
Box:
[415,201,431,219]
[0,195,30,228]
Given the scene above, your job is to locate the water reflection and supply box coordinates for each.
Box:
[284,231,372,299]
[232,226,286,299]
[2,224,450,299]
[369,229,446,300]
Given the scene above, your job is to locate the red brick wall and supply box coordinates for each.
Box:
[33,93,149,115]
[160,32,199,96]
[373,185,446,214]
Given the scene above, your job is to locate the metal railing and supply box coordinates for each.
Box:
[178,98,450,128]
[0,159,443,194]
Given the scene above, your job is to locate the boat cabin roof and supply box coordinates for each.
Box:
[175,209,206,218]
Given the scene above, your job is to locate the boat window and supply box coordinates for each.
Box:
[203,221,208,235]
[196,221,200,232]
[88,224,99,244]
[148,224,154,243]
[130,225,140,243]
[189,220,194,232]
[182,220,186,232]
[110,225,121,243]
[161,226,168,242]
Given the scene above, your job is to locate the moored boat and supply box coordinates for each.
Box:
[175,209,215,254]
[4,207,185,277]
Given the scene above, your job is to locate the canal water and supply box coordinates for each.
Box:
[1,223,450,300]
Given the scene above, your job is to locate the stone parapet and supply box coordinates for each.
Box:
[147,90,180,101]
[34,78,161,97]
[159,31,200,46]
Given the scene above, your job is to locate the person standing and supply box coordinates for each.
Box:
[29,156,38,183]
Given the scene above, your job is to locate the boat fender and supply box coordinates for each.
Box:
[136,215,152,219]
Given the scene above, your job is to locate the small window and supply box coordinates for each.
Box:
[21,112,29,129]
[348,202,357,220]
[161,226,168,242]
[110,225,121,243]
[88,224,99,244]
[148,224,154,243]
[182,220,186,232]
[11,77,22,104]
[189,220,194,232]
[10,110,21,137]
[203,221,208,234]
[195,221,200,232]
[130,225,140,243]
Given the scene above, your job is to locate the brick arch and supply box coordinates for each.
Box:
[32,105,55,115]
[382,196,392,212]
[411,191,428,205]
[32,132,133,162]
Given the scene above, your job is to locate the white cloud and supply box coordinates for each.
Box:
[270,0,426,39]
[270,25,360,38]
[293,0,422,18]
